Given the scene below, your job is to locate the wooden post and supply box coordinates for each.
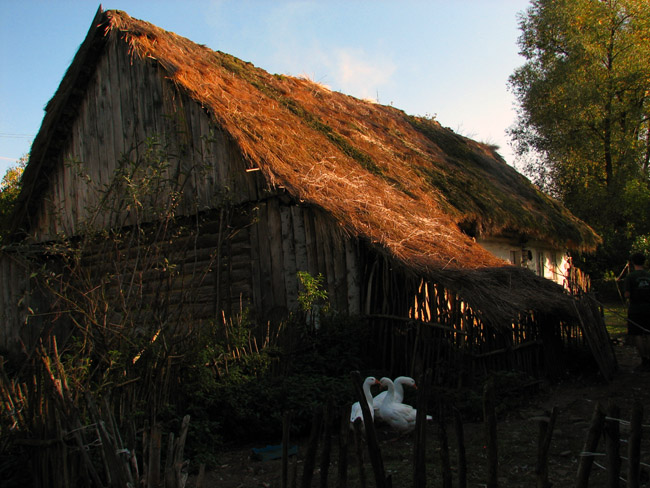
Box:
[148,424,162,488]
[190,463,203,488]
[536,407,557,488]
[320,401,333,488]
[337,405,351,488]
[282,410,292,488]
[438,414,452,488]
[350,371,389,488]
[353,419,367,488]
[576,402,605,488]
[300,406,322,488]
[483,377,498,488]
[173,415,190,488]
[164,432,175,488]
[604,401,621,488]
[627,399,643,488]
[454,408,467,488]
[142,420,150,486]
[413,369,431,488]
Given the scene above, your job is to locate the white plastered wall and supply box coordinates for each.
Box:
[477,236,571,287]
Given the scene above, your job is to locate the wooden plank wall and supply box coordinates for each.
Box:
[221,200,359,322]
[29,38,263,243]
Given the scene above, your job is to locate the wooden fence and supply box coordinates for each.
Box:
[278,372,646,488]
[3,362,642,487]
[362,292,612,387]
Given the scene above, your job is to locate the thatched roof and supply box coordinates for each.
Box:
[13,8,601,325]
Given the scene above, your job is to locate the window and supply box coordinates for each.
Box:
[510,250,521,266]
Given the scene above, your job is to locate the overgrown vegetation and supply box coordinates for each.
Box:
[0,136,375,486]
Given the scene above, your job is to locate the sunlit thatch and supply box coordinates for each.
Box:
[16,8,599,276]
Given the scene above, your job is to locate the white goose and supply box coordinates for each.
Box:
[378,377,430,434]
[373,376,416,421]
[349,376,380,429]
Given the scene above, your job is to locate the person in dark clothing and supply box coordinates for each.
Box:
[624,252,650,370]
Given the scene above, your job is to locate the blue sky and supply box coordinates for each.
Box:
[0,0,531,179]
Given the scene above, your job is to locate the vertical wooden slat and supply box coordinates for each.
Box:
[107,38,125,170]
[95,53,109,193]
[345,239,360,315]
[84,64,101,224]
[332,234,348,314]
[255,202,274,315]
[303,210,319,275]
[267,199,286,310]
[280,204,298,312]
[291,206,309,275]
[321,224,338,310]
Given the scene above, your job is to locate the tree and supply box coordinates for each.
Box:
[509,0,650,269]
[0,157,26,243]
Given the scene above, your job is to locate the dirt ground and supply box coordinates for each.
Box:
[196,338,650,487]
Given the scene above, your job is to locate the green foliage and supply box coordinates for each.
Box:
[297,271,330,329]
[296,270,329,314]
[631,234,650,259]
[0,157,26,243]
[189,314,371,443]
[509,0,650,271]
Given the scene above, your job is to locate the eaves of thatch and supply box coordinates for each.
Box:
[13,8,601,326]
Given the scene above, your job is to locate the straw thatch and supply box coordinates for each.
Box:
[14,8,599,276]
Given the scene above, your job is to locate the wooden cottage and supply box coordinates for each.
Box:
[2,8,612,381]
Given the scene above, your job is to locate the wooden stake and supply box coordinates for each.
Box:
[535,407,557,488]
[282,410,292,488]
[438,414,452,488]
[352,419,367,488]
[483,377,498,488]
[320,401,333,488]
[627,399,643,488]
[604,401,621,488]
[413,369,431,488]
[173,414,191,487]
[454,407,467,488]
[575,402,605,488]
[337,404,351,488]
[301,406,322,488]
[148,423,162,488]
[195,464,206,488]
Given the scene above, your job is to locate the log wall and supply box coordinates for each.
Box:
[0,253,51,359]
[47,197,361,333]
